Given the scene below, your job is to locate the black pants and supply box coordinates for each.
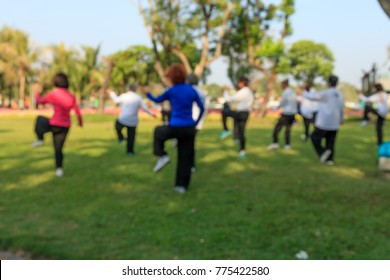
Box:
[161,110,171,125]
[34,116,69,168]
[222,103,239,139]
[363,104,385,145]
[311,127,337,161]
[115,120,136,153]
[303,116,313,140]
[235,111,250,150]
[272,114,295,145]
[154,125,196,188]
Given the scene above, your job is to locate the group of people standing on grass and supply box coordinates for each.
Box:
[31,64,388,193]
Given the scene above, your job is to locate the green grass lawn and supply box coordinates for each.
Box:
[0,113,389,260]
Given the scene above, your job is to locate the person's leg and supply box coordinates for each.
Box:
[127,126,136,154]
[34,116,51,140]
[325,130,338,161]
[175,127,196,190]
[284,115,294,146]
[52,126,69,169]
[236,112,249,152]
[303,117,312,140]
[153,125,173,156]
[311,127,326,158]
[376,116,385,146]
[272,115,285,144]
[191,129,198,169]
[115,119,125,142]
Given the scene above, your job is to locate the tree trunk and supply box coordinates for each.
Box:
[379,0,390,18]
[98,60,114,113]
[18,71,26,109]
[257,73,276,118]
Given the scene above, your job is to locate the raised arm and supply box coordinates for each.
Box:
[146,89,170,103]
[140,99,156,117]
[109,91,121,104]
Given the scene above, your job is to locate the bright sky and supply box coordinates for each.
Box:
[1,0,389,87]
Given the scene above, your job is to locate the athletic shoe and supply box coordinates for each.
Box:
[127,152,134,157]
[118,138,126,144]
[267,143,279,150]
[360,120,369,127]
[153,155,171,172]
[284,145,291,150]
[320,149,332,163]
[219,130,231,140]
[55,168,64,177]
[174,186,187,194]
[191,167,196,173]
[238,151,246,158]
[326,160,334,166]
[32,140,44,148]
[301,134,307,141]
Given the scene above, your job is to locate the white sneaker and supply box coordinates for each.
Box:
[55,168,64,177]
[284,145,291,150]
[267,143,279,150]
[326,160,334,166]
[174,186,186,194]
[32,140,44,148]
[153,155,171,172]
[301,134,307,141]
[191,167,196,173]
[360,120,369,127]
[320,149,332,163]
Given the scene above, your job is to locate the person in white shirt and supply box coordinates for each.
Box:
[305,75,344,165]
[267,79,298,150]
[222,76,254,158]
[110,84,156,156]
[299,82,316,142]
[359,83,388,145]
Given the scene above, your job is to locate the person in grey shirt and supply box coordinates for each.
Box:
[267,79,298,150]
[304,75,344,165]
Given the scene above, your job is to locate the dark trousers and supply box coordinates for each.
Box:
[303,116,313,140]
[34,116,69,168]
[311,127,337,161]
[161,110,171,125]
[363,104,385,145]
[191,129,199,168]
[115,120,136,153]
[153,125,196,188]
[222,103,239,139]
[272,114,295,145]
[235,111,250,150]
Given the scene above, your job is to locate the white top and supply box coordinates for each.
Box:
[192,86,208,130]
[303,89,319,113]
[223,86,254,112]
[298,95,313,119]
[304,87,344,131]
[278,87,298,115]
[359,91,388,118]
[110,91,154,126]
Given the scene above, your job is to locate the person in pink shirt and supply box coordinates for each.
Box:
[32,73,83,177]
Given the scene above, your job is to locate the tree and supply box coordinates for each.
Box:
[136,0,233,82]
[379,0,390,18]
[287,40,334,84]
[224,0,295,117]
[109,45,157,91]
[0,27,36,108]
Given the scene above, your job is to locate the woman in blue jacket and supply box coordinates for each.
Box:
[145,64,204,194]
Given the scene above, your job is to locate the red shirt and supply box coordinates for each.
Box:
[35,88,83,128]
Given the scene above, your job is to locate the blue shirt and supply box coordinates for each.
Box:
[146,83,205,127]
